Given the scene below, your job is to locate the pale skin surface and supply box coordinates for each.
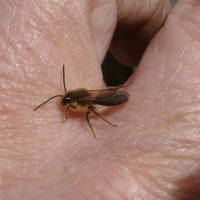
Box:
[1,0,200,199]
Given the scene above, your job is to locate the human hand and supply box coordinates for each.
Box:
[2,0,199,199]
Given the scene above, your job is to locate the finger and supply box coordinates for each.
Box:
[110,0,172,66]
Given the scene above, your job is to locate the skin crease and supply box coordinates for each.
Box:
[1,0,200,199]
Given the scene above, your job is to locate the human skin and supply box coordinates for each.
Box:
[1,0,200,199]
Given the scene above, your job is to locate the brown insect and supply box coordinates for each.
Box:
[33,65,129,137]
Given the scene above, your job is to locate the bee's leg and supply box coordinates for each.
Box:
[86,111,96,137]
[65,103,71,120]
[88,105,117,126]
[61,103,71,123]
[70,105,76,109]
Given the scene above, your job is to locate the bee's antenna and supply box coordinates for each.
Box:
[33,95,62,111]
[63,64,67,92]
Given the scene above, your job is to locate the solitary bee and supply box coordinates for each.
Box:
[33,65,130,137]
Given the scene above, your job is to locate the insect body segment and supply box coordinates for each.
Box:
[33,65,129,137]
[92,90,129,106]
[61,89,91,106]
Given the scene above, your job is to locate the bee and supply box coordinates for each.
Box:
[33,65,130,137]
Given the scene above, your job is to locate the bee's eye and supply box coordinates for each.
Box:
[61,94,71,105]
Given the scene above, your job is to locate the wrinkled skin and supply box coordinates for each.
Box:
[1,0,200,199]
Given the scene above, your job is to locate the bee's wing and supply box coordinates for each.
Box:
[89,90,129,106]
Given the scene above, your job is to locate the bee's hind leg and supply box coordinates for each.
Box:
[88,105,117,127]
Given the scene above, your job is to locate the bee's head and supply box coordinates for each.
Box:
[61,92,72,106]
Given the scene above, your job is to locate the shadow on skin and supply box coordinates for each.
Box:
[173,168,200,200]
